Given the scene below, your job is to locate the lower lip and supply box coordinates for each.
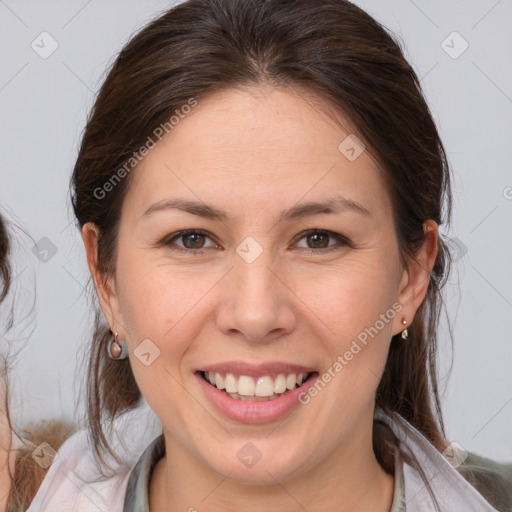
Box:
[195,372,318,424]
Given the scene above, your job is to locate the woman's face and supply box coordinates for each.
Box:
[86,86,436,483]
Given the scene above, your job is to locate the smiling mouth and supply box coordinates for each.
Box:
[198,370,317,402]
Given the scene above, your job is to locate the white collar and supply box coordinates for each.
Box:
[27,405,500,512]
[375,408,499,511]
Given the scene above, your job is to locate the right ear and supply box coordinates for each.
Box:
[81,222,123,335]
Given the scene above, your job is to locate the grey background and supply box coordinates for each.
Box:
[0,0,511,462]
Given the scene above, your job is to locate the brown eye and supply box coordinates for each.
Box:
[306,232,330,249]
[181,232,206,249]
[164,230,216,252]
[294,229,350,254]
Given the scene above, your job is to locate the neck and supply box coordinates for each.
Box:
[149,417,395,512]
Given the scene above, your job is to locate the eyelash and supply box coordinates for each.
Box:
[161,229,351,255]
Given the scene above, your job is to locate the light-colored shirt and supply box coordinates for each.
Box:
[26,408,511,512]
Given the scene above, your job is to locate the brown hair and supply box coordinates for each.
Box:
[0,214,10,304]
[5,420,77,511]
[71,0,453,490]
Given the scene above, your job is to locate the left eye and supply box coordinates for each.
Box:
[163,229,349,253]
[294,229,348,252]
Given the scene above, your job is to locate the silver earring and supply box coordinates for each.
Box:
[107,331,128,360]
[401,319,408,339]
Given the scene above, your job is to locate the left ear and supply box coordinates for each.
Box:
[393,220,439,336]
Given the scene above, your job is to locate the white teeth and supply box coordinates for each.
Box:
[203,371,310,397]
[225,373,237,393]
[238,376,255,396]
[255,376,275,397]
[286,374,297,390]
[215,373,225,390]
[274,374,287,394]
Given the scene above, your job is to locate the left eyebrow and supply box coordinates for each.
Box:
[140,194,371,222]
[277,195,371,222]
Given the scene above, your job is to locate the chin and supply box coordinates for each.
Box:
[202,444,310,485]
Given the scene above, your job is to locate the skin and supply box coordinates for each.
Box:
[83,85,438,512]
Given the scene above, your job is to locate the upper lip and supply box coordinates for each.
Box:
[198,361,317,378]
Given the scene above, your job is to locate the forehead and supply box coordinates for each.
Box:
[126,86,392,222]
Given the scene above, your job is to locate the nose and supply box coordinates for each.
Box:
[215,247,297,344]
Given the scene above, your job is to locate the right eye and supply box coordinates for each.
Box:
[162,229,219,253]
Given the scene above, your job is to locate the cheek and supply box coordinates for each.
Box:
[303,255,398,339]
[114,253,197,370]
[115,262,200,423]
[116,244,194,335]
[297,254,399,399]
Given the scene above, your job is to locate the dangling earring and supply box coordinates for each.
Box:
[401,319,408,339]
[107,330,128,360]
